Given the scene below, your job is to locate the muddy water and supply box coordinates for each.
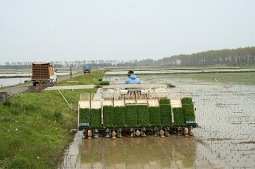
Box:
[0,77,30,87]
[192,85,255,169]
[0,71,74,87]
[79,136,199,169]
[62,74,255,169]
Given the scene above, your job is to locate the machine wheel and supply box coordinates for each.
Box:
[33,81,39,86]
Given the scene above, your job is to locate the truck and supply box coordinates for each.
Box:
[31,62,57,87]
[83,65,91,73]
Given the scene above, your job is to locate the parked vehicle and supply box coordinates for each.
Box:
[31,62,57,87]
[83,65,91,73]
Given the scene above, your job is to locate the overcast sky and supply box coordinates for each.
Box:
[0,0,255,64]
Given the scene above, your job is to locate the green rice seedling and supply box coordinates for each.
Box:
[144,137,161,166]
[173,107,184,125]
[99,80,110,85]
[182,97,195,122]
[90,140,97,168]
[131,138,144,166]
[149,106,161,127]
[120,138,128,167]
[137,105,149,126]
[103,106,114,128]
[79,108,90,127]
[113,106,125,127]
[159,98,172,126]
[159,98,170,105]
[106,139,112,167]
[125,105,137,127]
[90,108,101,128]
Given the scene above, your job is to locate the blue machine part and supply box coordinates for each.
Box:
[186,120,196,124]
[79,123,90,127]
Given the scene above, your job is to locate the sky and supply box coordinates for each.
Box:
[0,0,255,64]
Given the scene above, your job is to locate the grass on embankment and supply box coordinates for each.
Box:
[0,70,105,169]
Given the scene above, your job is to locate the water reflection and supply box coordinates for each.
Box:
[0,71,73,87]
[0,71,74,77]
[80,136,198,169]
[0,78,30,87]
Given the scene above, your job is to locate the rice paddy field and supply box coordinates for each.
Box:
[60,71,255,169]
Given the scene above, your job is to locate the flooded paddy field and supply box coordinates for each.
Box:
[63,72,255,169]
[0,68,76,87]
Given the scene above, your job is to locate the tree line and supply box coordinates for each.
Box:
[1,46,255,69]
[158,46,255,66]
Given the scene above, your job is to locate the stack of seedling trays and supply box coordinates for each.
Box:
[171,98,185,126]
[113,99,126,128]
[79,100,90,129]
[125,99,137,127]
[136,99,149,127]
[159,98,172,126]
[90,100,101,128]
[181,97,196,126]
[102,100,114,128]
[148,99,161,127]
[173,107,184,125]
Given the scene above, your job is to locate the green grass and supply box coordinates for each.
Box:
[0,70,105,169]
[58,70,105,86]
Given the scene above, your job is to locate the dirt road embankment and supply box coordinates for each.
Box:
[0,72,84,95]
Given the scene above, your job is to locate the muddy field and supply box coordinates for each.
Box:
[62,73,255,169]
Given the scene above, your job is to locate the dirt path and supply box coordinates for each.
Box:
[0,72,84,95]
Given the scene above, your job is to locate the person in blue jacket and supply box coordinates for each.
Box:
[125,70,141,84]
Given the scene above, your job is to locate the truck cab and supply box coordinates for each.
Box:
[83,65,91,73]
